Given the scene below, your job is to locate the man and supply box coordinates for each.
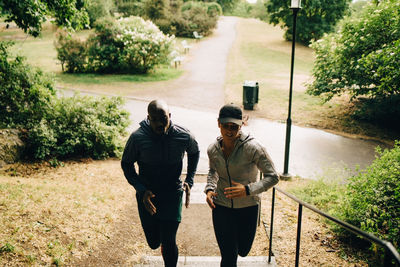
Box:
[121,100,200,267]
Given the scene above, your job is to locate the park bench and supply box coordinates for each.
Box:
[170,50,184,68]
[181,40,191,53]
[193,31,203,40]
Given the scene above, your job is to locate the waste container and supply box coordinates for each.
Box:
[243,81,259,110]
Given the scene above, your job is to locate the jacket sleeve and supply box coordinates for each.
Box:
[247,142,279,195]
[185,134,200,188]
[121,134,147,192]
[204,146,218,193]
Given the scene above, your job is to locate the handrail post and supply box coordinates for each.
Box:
[268,187,276,263]
[295,204,303,267]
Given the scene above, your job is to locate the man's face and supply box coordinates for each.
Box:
[148,108,171,135]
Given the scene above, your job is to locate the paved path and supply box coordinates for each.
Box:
[132,16,237,112]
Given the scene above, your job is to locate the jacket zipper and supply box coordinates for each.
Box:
[225,160,234,208]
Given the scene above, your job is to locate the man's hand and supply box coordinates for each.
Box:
[224,181,246,199]
[183,182,191,208]
[143,190,156,215]
[206,190,217,209]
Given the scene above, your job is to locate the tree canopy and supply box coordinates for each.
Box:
[266,0,351,45]
[307,0,400,101]
[0,0,89,37]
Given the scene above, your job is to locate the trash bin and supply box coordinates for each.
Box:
[243,81,259,110]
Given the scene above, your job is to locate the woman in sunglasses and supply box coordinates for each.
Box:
[204,103,279,267]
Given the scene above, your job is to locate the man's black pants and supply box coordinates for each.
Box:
[136,192,180,267]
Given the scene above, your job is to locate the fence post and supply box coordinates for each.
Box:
[268,187,276,263]
[295,204,303,267]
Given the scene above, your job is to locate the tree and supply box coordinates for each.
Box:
[307,0,400,101]
[266,0,351,45]
[216,0,240,13]
[0,0,89,37]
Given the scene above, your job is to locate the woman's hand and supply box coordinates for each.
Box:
[143,190,156,215]
[224,181,247,199]
[206,190,217,209]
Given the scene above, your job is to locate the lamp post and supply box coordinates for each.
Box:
[281,0,301,180]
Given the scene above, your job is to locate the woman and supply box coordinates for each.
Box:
[204,103,279,267]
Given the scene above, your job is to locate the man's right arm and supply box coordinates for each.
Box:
[121,135,146,192]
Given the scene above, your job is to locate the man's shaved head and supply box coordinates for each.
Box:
[147,100,171,135]
[148,99,169,114]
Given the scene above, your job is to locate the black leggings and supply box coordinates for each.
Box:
[137,194,180,267]
[212,204,259,267]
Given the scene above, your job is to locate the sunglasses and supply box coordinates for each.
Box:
[221,123,240,131]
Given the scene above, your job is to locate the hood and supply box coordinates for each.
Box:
[139,119,174,138]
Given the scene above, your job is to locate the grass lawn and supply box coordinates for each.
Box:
[1,22,185,91]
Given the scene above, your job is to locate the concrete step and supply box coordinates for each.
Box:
[135,255,277,266]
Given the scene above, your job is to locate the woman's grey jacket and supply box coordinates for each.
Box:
[204,132,279,209]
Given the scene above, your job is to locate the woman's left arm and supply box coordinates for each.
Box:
[247,143,279,195]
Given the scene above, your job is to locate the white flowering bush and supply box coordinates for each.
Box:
[56,16,175,73]
[307,0,400,100]
[116,16,175,73]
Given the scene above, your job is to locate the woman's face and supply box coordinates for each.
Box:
[218,121,241,141]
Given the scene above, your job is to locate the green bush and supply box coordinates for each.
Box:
[336,142,400,252]
[0,41,55,127]
[86,18,123,73]
[307,0,400,101]
[180,1,218,37]
[86,0,115,27]
[54,30,88,73]
[116,0,146,17]
[25,94,130,160]
[1,41,130,160]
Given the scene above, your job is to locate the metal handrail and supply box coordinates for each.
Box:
[267,186,400,266]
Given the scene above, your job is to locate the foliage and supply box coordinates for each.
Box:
[307,0,400,101]
[215,0,240,13]
[144,0,170,20]
[228,0,253,18]
[335,142,400,253]
[116,0,220,38]
[351,96,400,132]
[227,0,268,21]
[55,17,174,74]
[266,0,351,45]
[0,42,130,160]
[115,0,146,17]
[54,30,88,73]
[178,1,219,37]
[25,94,130,160]
[0,41,55,128]
[0,0,89,37]
[86,0,115,27]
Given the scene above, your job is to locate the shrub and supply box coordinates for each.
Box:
[1,41,130,160]
[180,1,218,37]
[56,17,174,74]
[0,41,55,128]
[307,0,400,101]
[54,30,88,73]
[86,18,123,73]
[336,142,400,252]
[25,94,130,160]
[86,0,115,27]
[116,0,147,17]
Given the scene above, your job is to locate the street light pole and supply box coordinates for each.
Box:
[282,0,301,179]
